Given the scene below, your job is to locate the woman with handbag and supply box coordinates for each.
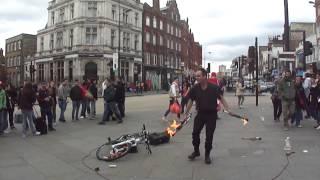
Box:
[162,77,180,121]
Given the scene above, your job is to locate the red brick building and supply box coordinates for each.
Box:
[143,0,202,90]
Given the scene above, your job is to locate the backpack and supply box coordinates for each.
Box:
[104,86,115,102]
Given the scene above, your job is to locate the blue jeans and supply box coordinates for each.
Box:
[22,110,36,134]
[41,107,53,127]
[102,101,109,122]
[81,99,88,117]
[0,110,8,133]
[72,101,81,120]
[58,99,67,121]
[291,108,303,126]
[90,100,96,118]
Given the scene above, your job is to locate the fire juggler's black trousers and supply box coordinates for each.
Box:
[192,112,217,153]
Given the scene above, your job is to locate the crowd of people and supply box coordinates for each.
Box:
[271,69,320,131]
[0,77,126,137]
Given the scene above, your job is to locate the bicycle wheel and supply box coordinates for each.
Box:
[96,142,131,161]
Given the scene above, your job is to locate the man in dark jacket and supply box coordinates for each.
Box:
[115,77,126,118]
[70,80,82,121]
[89,80,98,120]
[99,78,122,124]
[37,82,55,131]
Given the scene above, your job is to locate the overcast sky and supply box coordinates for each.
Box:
[0,0,316,72]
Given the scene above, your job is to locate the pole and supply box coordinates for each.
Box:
[117,0,121,78]
[255,37,259,106]
[303,31,306,71]
[238,56,241,79]
[20,39,24,84]
[284,0,290,51]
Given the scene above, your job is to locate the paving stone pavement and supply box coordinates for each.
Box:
[1,93,320,180]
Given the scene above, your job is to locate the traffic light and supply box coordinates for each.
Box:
[304,41,313,56]
[207,63,210,73]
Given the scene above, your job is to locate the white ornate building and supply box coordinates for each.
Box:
[35,0,143,84]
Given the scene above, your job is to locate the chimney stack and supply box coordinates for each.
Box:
[153,0,160,10]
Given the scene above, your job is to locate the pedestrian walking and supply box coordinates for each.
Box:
[180,81,191,114]
[70,80,82,121]
[57,79,68,122]
[0,82,8,136]
[184,68,230,164]
[48,81,57,125]
[6,83,17,129]
[291,76,307,128]
[235,79,245,108]
[271,78,282,122]
[162,77,180,121]
[88,80,98,120]
[115,77,126,118]
[278,69,296,131]
[80,80,90,118]
[38,82,55,131]
[303,73,312,118]
[18,82,40,138]
[99,78,123,125]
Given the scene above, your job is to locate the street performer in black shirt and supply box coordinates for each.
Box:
[184,68,230,164]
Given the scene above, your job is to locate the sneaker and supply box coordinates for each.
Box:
[314,125,320,129]
[117,120,123,124]
[297,125,303,128]
[59,119,66,123]
[188,151,200,160]
[316,126,320,130]
[48,127,56,131]
[80,116,85,119]
[34,131,41,136]
[162,116,167,121]
[10,126,16,130]
[98,121,106,125]
[3,130,10,134]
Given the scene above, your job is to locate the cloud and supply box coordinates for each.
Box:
[0,0,317,72]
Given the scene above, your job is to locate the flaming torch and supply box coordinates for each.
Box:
[165,113,192,137]
[225,111,249,126]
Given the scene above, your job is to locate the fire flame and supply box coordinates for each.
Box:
[165,120,182,137]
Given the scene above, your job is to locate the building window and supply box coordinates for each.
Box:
[38,64,44,82]
[146,16,150,26]
[153,17,157,28]
[86,27,97,44]
[159,55,163,66]
[70,4,74,19]
[135,13,138,26]
[111,30,116,48]
[167,24,170,33]
[56,31,63,49]
[18,41,21,50]
[57,61,64,82]
[167,39,170,48]
[88,2,97,17]
[51,11,55,25]
[13,43,16,51]
[40,37,44,51]
[134,34,139,51]
[59,8,65,22]
[50,34,54,50]
[145,52,150,65]
[123,10,129,24]
[171,26,174,35]
[146,32,150,43]
[69,29,73,47]
[50,63,54,81]
[152,34,156,45]
[160,20,163,30]
[6,44,10,53]
[112,5,116,20]
[171,40,173,49]
[159,35,163,46]
[69,61,73,81]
